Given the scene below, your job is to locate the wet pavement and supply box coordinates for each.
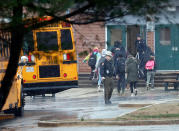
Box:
[22,125,179,131]
[1,87,179,130]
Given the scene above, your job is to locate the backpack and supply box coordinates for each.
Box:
[145,60,154,70]
[117,58,125,73]
[88,52,97,67]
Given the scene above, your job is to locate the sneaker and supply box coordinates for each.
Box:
[97,86,101,92]
[117,91,121,96]
[146,86,150,90]
[105,100,112,105]
[121,90,125,96]
[131,93,134,97]
[151,87,154,90]
[134,89,137,96]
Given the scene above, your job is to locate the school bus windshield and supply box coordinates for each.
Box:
[36,31,59,51]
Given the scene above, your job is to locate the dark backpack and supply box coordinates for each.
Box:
[117,58,125,73]
[88,52,97,67]
[115,47,126,56]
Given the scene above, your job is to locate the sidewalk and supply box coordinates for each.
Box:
[37,87,179,126]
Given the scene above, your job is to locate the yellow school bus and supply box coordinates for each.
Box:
[0,31,24,116]
[21,17,78,96]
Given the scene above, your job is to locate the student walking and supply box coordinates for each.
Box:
[145,55,156,90]
[135,34,146,79]
[83,47,101,80]
[95,49,106,92]
[111,41,126,67]
[100,51,114,104]
[126,55,138,97]
[115,53,126,96]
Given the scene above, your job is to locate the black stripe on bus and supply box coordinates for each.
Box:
[63,60,77,64]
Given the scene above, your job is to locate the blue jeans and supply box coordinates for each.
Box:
[98,68,102,86]
[146,71,155,88]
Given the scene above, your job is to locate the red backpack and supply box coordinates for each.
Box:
[145,60,155,70]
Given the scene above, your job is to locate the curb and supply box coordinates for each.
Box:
[38,119,179,127]
[118,104,151,108]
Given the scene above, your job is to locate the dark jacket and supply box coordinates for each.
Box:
[111,41,126,66]
[135,39,146,54]
[143,46,154,65]
[115,57,126,75]
[100,59,114,78]
[111,41,123,54]
[139,46,154,71]
[126,57,138,82]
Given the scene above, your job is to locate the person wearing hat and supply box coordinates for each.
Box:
[145,55,157,90]
[100,51,114,104]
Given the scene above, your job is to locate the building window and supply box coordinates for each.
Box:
[110,29,122,46]
[160,28,171,45]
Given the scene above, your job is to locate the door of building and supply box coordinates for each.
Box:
[173,25,179,70]
[107,25,126,50]
[155,25,179,70]
[127,25,140,56]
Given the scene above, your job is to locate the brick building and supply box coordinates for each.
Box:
[73,22,105,73]
[73,20,155,74]
[106,1,179,71]
[74,1,179,73]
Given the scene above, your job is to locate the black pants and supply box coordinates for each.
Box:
[130,81,137,93]
[117,73,126,93]
[104,77,114,103]
[90,66,95,79]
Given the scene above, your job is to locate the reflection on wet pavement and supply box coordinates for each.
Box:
[1,87,179,130]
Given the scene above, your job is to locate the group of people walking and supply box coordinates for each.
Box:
[83,34,156,104]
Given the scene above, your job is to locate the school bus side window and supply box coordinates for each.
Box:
[36,31,58,51]
[23,31,34,55]
[60,29,73,50]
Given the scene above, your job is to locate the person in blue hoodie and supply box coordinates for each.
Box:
[95,49,107,92]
